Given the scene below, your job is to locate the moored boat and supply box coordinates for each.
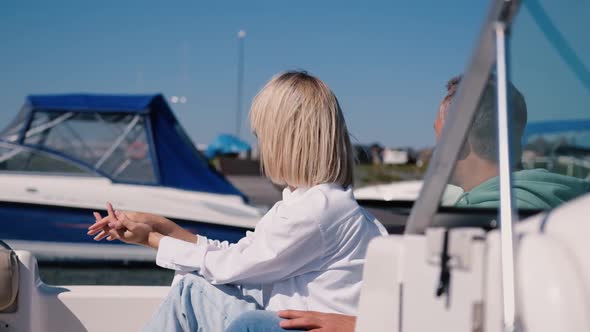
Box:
[0,94,263,262]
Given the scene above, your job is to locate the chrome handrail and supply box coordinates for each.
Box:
[494,21,519,332]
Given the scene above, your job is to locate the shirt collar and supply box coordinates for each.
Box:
[281,183,350,201]
[282,186,309,201]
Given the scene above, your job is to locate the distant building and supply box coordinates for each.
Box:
[382,148,409,165]
[381,147,418,165]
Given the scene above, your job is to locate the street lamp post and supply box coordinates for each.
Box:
[235,30,246,139]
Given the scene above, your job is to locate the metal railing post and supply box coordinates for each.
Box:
[494,21,519,332]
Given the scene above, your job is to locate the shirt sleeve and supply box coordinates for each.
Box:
[155,207,324,285]
[156,231,253,270]
[197,234,236,250]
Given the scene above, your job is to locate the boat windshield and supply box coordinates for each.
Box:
[20,111,157,183]
[0,142,93,175]
[438,0,590,211]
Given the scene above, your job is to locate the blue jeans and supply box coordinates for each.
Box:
[143,273,263,332]
[225,311,303,332]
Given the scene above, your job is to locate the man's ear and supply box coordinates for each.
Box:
[457,138,471,161]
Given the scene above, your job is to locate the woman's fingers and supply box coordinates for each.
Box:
[93,230,109,241]
[88,218,111,232]
[88,216,111,235]
[88,207,120,232]
[107,202,129,230]
[106,228,121,241]
[280,317,321,330]
[115,228,126,240]
[278,311,324,330]
[88,204,136,243]
[278,310,312,319]
[118,215,137,232]
[88,205,129,241]
[87,227,104,236]
[87,211,102,235]
[106,202,118,220]
[113,219,125,230]
[108,228,123,240]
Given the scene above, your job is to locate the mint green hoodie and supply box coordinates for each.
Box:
[455,169,590,209]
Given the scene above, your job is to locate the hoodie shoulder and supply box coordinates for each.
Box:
[455,169,590,209]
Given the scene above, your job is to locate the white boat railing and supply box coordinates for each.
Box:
[523,155,590,180]
[494,20,519,332]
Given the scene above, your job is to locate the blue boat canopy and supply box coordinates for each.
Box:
[26,94,156,113]
[523,119,590,141]
[205,134,251,159]
[523,119,590,149]
[0,94,246,199]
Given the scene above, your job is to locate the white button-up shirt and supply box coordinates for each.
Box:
[156,183,387,314]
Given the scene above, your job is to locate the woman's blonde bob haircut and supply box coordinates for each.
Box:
[250,71,354,188]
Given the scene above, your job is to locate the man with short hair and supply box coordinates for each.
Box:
[437,75,588,209]
[435,75,527,193]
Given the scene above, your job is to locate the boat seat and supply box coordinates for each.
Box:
[355,194,590,332]
[0,250,169,331]
[0,241,18,313]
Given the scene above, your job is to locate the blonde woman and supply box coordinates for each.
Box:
[88,71,387,331]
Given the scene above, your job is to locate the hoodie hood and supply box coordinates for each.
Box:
[455,169,590,209]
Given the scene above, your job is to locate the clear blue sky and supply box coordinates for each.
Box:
[0,0,489,148]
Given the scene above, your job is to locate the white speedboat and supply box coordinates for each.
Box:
[0,94,263,262]
[354,180,464,206]
[354,180,424,201]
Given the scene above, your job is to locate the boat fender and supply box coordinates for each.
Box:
[0,243,18,313]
